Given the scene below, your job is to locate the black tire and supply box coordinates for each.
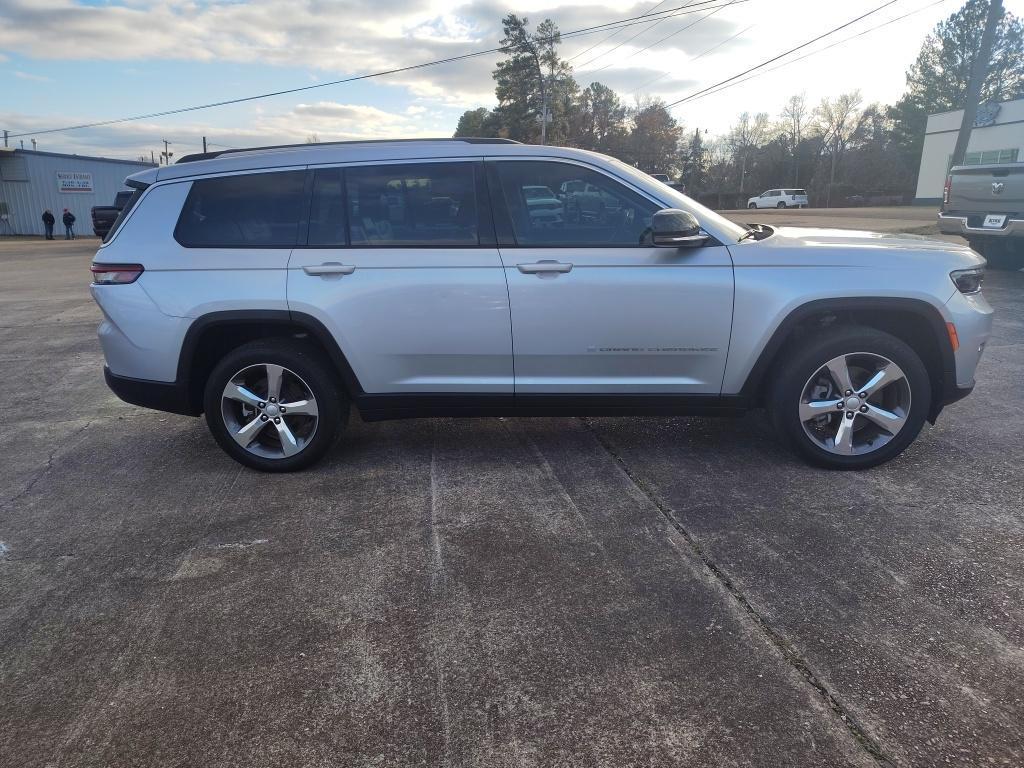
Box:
[767,326,932,470]
[969,238,1024,271]
[748,203,757,209]
[203,339,346,472]
[777,201,786,209]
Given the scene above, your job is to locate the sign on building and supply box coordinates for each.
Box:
[56,171,94,193]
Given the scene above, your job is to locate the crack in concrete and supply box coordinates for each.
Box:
[580,417,897,768]
[1,418,96,512]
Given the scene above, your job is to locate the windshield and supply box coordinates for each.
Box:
[605,157,747,241]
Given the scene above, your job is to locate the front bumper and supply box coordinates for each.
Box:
[938,212,1024,239]
[104,367,200,416]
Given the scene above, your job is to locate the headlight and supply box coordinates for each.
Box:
[950,267,984,294]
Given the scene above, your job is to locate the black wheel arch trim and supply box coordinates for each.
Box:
[739,296,958,419]
[175,309,365,413]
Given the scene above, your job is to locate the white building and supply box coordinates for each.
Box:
[0,148,155,237]
[915,97,1024,204]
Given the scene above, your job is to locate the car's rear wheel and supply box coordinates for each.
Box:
[204,340,346,472]
[768,327,931,469]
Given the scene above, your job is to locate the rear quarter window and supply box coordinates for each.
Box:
[175,171,306,248]
[102,188,144,244]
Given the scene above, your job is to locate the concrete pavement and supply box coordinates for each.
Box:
[1,230,1021,767]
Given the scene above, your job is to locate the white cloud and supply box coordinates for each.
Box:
[14,70,51,82]
[0,98,451,158]
[6,0,1023,143]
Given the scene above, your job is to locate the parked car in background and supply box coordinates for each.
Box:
[748,189,808,209]
[91,138,990,473]
[560,179,621,222]
[649,173,671,184]
[91,190,135,238]
[522,185,563,226]
[938,162,1024,270]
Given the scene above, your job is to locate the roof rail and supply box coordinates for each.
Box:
[176,137,522,164]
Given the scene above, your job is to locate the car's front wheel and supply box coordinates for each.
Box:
[768,327,931,469]
[748,202,757,209]
[203,340,346,472]
[777,201,787,208]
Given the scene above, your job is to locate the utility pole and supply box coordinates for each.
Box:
[151,149,156,164]
[533,54,549,145]
[951,0,1002,167]
[161,139,174,165]
[202,136,208,153]
[31,139,37,151]
[2,130,7,148]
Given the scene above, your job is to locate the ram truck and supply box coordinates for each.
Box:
[938,162,1024,270]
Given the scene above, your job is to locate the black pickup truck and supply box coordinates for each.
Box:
[90,190,135,238]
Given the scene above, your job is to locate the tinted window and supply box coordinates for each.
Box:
[308,168,346,246]
[176,171,305,247]
[102,188,144,244]
[346,163,478,246]
[495,161,658,247]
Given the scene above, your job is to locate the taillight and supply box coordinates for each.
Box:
[90,263,144,284]
[942,175,952,207]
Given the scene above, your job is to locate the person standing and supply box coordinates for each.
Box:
[41,209,56,240]
[62,208,76,240]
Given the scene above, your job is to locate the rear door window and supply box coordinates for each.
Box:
[346,163,478,246]
[175,170,306,247]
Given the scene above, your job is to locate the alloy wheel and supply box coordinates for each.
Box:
[220,363,319,459]
[799,352,911,456]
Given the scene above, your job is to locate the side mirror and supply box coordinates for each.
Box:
[651,209,709,248]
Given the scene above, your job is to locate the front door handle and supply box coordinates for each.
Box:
[303,262,356,277]
[517,261,573,275]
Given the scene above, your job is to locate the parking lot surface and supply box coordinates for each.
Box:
[1,223,1022,767]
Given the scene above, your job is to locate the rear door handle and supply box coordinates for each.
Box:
[303,262,355,276]
[517,261,573,275]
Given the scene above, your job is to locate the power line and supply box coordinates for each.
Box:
[5,0,744,140]
[671,0,951,105]
[588,0,741,75]
[665,0,902,108]
[568,0,671,62]
[632,22,754,94]
[575,0,696,71]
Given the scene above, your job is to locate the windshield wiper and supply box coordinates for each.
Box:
[738,223,772,242]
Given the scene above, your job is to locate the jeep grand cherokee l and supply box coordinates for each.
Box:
[90,138,992,472]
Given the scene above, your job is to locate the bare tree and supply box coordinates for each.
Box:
[728,112,770,193]
[813,91,865,206]
[780,94,807,186]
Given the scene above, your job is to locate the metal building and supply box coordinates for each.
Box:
[0,148,155,237]
[914,97,1024,205]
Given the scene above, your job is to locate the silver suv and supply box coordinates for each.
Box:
[91,139,992,472]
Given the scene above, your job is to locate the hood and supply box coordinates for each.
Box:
[771,226,976,253]
[748,226,986,272]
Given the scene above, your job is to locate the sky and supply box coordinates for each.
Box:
[1,0,1022,160]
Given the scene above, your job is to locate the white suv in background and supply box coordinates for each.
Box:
[91,139,990,472]
[748,189,808,209]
